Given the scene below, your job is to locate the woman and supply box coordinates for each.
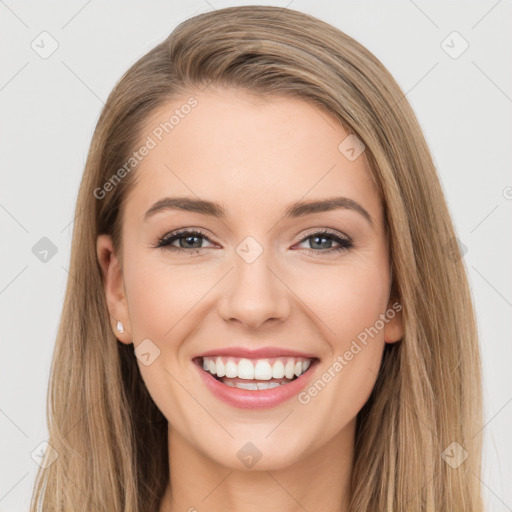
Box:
[30,5,484,511]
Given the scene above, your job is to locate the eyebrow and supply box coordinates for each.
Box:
[143,196,374,228]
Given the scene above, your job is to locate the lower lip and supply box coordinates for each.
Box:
[194,358,319,410]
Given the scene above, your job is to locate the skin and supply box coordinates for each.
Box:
[97,87,403,512]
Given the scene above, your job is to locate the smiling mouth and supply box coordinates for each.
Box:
[194,355,318,390]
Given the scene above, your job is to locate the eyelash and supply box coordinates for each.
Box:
[154,228,353,256]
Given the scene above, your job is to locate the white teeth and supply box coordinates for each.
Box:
[215,357,225,377]
[284,360,295,379]
[254,360,273,380]
[224,360,238,378]
[257,381,281,390]
[222,381,284,390]
[235,381,259,390]
[272,360,285,379]
[200,355,314,381]
[238,358,255,379]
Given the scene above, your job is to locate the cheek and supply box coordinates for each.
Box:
[121,257,208,416]
[123,253,215,340]
[297,260,390,345]
[294,265,389,425]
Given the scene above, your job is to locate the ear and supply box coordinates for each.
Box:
[96,234,132,344]
[383,295,404,344]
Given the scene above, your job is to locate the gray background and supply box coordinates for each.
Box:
[1,1,511,510]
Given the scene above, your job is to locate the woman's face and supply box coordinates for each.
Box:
[97,87,403,470]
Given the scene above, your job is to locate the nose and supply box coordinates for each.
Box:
[217,249,292,329]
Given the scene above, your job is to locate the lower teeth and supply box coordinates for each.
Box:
[215,375,296,390]
[223,380,288,390]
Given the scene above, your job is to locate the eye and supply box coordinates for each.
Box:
[153,228,353,256]
[294,229,353,255]
[155,229,215,253]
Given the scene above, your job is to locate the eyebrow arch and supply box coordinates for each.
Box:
[144,196,374,228]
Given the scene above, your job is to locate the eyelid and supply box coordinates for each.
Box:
[155,228,217,250]
[293,226,352,243]
[161,227,213,240]
[158,227,351,244]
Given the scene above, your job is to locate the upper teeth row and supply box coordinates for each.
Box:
[202,356,312,380]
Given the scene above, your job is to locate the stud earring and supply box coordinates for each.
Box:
[116,321,124,334]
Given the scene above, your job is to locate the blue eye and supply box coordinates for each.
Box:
[296,230,353,255]
[155,229,214,252]
[154,229,353,255]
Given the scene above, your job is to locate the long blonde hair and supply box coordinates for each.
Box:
[30,6,484,511]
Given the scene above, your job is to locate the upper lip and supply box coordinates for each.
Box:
[194,346,319,360]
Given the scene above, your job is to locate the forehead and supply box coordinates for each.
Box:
[126,88,380,222]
